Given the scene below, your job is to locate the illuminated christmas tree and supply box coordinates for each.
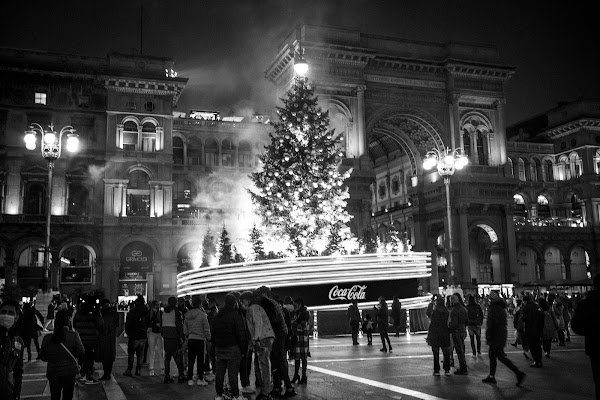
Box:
[201,229,216,267]
[250,77,352,257]
[217,224,232,265]
[249,224,267,261]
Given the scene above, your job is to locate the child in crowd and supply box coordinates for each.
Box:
[362,314,374,345]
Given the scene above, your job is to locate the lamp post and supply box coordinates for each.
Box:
[293,46,308,77]
[423,146,468,285]
[24,123,79,292]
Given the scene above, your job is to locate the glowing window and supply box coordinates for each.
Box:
[537,195,548,205]
[513,194,525,204]
[35,92,47,105]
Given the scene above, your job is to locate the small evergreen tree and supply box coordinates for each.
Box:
[249,224,267,261]
[323,222,344,255]
[201,229,216,267]
[231,245,245,263]
[360,228,378,254]
[217,224,233,265]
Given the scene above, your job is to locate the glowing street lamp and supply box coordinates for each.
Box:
[293,47,309,77]
[24,123,79,291]
[423,146,468,283]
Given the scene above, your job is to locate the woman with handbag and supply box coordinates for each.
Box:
[40,309,85,400]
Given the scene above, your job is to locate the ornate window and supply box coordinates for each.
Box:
[570,152,583,178]
[378,181,386,199]
[127,170,150,216]
[173,137,184,165]
[594,150,600,174]
[517,158,526,181]
[60,245,95,284]
[537,195,550,218]
[514,193,527,217]
[24,182,46,215]
[205,138,218,167]
[68,183,88,216]
[391,175,400,194]
[238,141,252,168]
[141,121,157,152]
[122,120,139,151]
[543,159,554,182]
[221,139,235,167]
[557,155,570,180]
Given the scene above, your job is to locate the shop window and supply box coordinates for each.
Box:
[24,182,46,215]
[68,183,88,216]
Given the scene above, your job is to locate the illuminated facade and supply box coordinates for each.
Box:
[266,25,600,294]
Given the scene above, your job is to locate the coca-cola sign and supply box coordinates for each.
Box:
[329,285,367,301]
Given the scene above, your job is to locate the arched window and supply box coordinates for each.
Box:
[571,193,582,219]
[558,156,570,180]
[517,158,526,181]
[24,182,46,215]
[570,152,583,178]
[514,194,527,217]
[530,158,541,182]
[123,120,139,151]
[594,150,600,174]
[507,158,514,178]
[205,138,218,167]
[60,245,94,284]
[477,131,487,165]
[238,141,252,168]
[68,183,88,216]
[462,129,471,158]
[173,137,184,165]
[537,195,550,218]
[221,139,235,167]
[141,122,156,152]
[127,170,150,216]
[188,137,202,166]
[543,159,554,182]
[18,245,46,267]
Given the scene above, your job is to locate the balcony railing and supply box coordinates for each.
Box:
[514,216,585,230]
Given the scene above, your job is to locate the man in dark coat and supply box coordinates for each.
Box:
[72,297,104,383]
[98,299,119,380]
[481,291,526,387]
[123,295,149,377]
[571,273,600,399]
[21,302,44,361]
[211,293,248,400]
[0,300,24,400]
[161,296,186,383]
[449,293,468,375]
[521,294,544,367]
[427,296,452,375]
[346,299,361,345]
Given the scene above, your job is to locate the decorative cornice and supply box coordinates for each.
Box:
[544,118,600,140]
[104,78,186,105]
[364,74,445,89]
[445,61,515,81]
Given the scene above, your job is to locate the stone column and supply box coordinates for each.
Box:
[457,203,472,284]
[493,99,507,165]
[503,204,518,283]
[356,86,366,157]
[448,94,460,149]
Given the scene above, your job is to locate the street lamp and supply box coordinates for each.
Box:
[293,47,308,76]
[422,146,468,284]
[24,123,79,291]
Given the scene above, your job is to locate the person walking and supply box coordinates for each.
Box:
[561,295,572,343]
[521,295,544,367]
[538,297,557,358]
[183,296,211,386]
[449,293,468,375]
[44,299,56,331]
[346,299,361,346]
[98,299,118,380]
[161,296,186,384]
[362,314,374,345]
[40,309,85,400]
[123,296,149,376]
[466,294,484,358]
[240,290,275,400]
[212,293,247,400]
[571,274,600,400]
[552,298,566,346]
[204,297,219,382]
[427,296,452,376]
[147,300,164,377]
[377,296,392,353]
[22,302,44,361]
[481,291,527,387]
[0,299,24,400]
[72,297,103,384]
[290,298,310,385]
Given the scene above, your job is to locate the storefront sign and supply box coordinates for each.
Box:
[119,242,153,280]
[119,281,146,297]
[270,279,417,307]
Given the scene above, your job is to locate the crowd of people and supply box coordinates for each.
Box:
[1,274,598,400]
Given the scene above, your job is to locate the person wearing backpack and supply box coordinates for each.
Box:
[123,295,149,377]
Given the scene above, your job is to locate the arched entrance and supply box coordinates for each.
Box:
[543,245,564,281]
[569,246,590,281]
[177,241,203,274]
[516,246,540,283]
[119,241,154,301]
[468,223,500,284]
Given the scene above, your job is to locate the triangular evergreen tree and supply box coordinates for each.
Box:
[360,228,378,254]
[217,224,232,265]
[201,229,216,267]
[231,244,245,263]
[249,224,267,261]
[249,77,352,257]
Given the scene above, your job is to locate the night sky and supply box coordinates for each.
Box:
[2,0,598,126]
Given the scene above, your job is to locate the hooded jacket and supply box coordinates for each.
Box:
[161,305,183,341]
[183,308,211,341]
[486,298,508,347]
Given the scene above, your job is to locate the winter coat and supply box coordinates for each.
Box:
[346,303,360,325]
[391,301,402,326]
[125,304,149,340]
[448,304,468,335]
[40,329,85,380]
[246,304,275,342]
[571,290,600,355]
[211,304,248,354]
[21,307,44,338]
[486,299,508,347]
[73,310,104,347]
[552,303,565,330]
[427,305,451,348]
[99,307,119,363]
[0,326,24,400]
[466,303,484,326]
[161,306,183,341]
[521,301,544,336]
[541,310,558,340]
[260,297,287,336]
[183,308,211,341]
